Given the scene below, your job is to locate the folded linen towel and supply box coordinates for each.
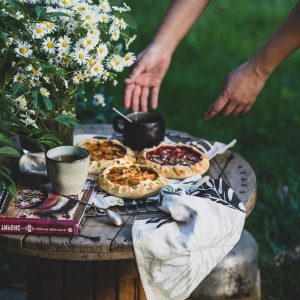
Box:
[132,176,246,300]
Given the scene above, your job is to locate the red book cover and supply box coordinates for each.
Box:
[0,181,95,236]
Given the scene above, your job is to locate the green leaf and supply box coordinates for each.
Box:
[0,146,21,158]
[0,133,13,145]
[55,115,80,127]
[31,91,41,108]
[12,82,25,97]
[43,96,53,111]
[46,11,70,18]
[122,13,137,30]
[0,180,3,194]
[6,181,18,199]
[35,6,46,19]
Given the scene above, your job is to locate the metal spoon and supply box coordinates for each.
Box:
[113,107,133,123]
[62,195,124,227]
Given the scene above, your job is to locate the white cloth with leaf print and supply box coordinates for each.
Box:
[132,175,246,300]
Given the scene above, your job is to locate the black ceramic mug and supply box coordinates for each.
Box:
[113,112,165,151]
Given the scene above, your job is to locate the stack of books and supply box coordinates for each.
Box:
[0,181,95,236]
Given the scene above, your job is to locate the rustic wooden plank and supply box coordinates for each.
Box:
[118,260,146,300]
[94,261,117,300]
[27,257,63,300]
[0,234,25,248]
[221,153,256,216]
[64,261,93,300]
[23,235,51,251]
[70,215,130,254]
[49,236,70,252]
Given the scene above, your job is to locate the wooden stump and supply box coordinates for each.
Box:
[27,258,146,300]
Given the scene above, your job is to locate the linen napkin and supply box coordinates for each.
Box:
[132,175,246,300]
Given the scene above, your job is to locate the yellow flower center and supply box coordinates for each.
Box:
[78,53,84,60]
[46,23,53,29]
[47,42,54,49]
[94,66,100,72]
[32,68,37,75]
[40,90,47,96]
[86,15,92,20]
[62,41,68,48]
[98,48,104,54]
[115,61,120,66]
[20,47,27,54]
[78,74,83,80]
[86,40,92,45]
[78,6,85,11]
[88,60,94,67]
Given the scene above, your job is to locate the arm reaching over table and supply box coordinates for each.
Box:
[124,0,211,112]
[204,1,300,119]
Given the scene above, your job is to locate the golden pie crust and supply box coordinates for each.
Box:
[98,164,167,199]
[77,139,135,174]
[139,142,209,179]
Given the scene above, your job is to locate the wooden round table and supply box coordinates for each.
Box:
[0,125,257,300]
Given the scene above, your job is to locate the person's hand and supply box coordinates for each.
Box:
[204,61,269,119]
[124,44,172,112]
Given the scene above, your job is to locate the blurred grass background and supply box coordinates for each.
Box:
[1,0,300,299]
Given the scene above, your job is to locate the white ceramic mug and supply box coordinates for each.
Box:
[46,146,90,195]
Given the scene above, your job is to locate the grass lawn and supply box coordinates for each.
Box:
[1,0,300,298]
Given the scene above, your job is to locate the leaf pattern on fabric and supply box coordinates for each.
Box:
[146,217,175,228]
[190,179,246,213]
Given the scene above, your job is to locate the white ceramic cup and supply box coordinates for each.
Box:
[46,146,90,195]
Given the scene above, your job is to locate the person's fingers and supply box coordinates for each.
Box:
[132,85,142,112]
[241,104,252,114]
[124,83,135,109]
[151,86,160,110]
[221,101,237,116]
[232,105,245,116]
[132,75,161,88]
[204,94,229,119]
[140,87,150,112]
[125,61,146,84]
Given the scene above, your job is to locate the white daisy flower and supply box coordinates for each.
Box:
[44,22,56,34]
[13,95,27,112]
[111,29,120,41]
[74,2,88,13]
[102,70,110,81]
[90,62,103,76]
[32,24,47,39]
[82,35,98,50]
[125,34,137,50]
[72,71,84,84]
[109,55,124,72]
[93,94,105,107]
[13,73,25,83]
[72,49,90,65]
[56,36,71,52]
[15,41,33,58]
[80,10,98,26]
[42,37,56,54]
[99,1,111,13]
[123,52,136,67]
[26,64,41,76]
[30,77,41,87]
[99,13,110,23]
[87,28,100,37]
[40,87,50,97]
[96,43,108,59]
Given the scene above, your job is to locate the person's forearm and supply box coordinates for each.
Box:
[251,0,300,78]
[151,0,211,54]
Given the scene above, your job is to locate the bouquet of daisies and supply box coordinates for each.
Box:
[0,0,136,143]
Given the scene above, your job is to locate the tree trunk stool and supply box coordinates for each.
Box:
[190,230,260,300]
[0,125,259,300]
